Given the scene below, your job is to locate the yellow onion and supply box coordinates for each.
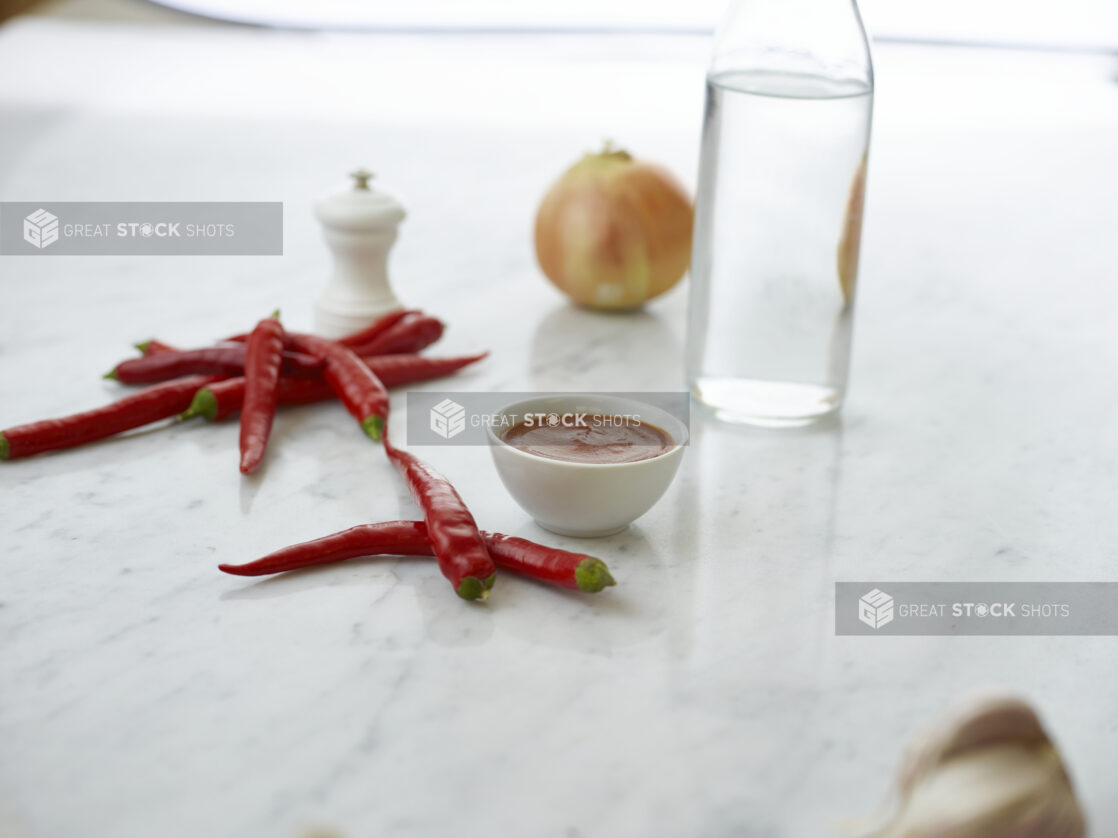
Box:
[534,143,693,310]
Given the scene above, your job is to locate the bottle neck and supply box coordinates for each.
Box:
[710,0,873,92]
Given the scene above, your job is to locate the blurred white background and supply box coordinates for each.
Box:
[140,0,1118,51]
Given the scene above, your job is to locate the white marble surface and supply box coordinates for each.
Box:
[2,9,1118,838]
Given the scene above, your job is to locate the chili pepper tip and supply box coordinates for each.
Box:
[456,576,490,601]
[102,368,119,381]
[134,341,151,355]
[361,415,385,441]
[181,388,218,422]
[269,309,280,319]
[574,557,616,593]
[0,433,8,461]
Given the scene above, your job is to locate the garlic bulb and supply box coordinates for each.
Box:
[871,694,1086,838]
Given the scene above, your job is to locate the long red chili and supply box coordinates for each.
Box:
[0,375,223,460]
[288,334,390,440]
[383,434,496,600]
[239,316,286,475]
[127,313,442,383]
[337,309,419,349]
[107,345,322,385]
[181,353,488,422]
[217,521,616,593]
[223,309,418,346]
[348,313,445,356]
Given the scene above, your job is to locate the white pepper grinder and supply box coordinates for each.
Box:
[314,169,405,338]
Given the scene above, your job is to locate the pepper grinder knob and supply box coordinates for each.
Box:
[313,168,406,338]
[350,168,374,190]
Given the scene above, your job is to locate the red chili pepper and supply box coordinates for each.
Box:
[134,339,178,355]
[360,351,486,388]
[479,531,615,591]
[348,313,445,356]
[288,334,390,441]
[134,312,441,380]
[107,345,322,385]
[337,309,419,349]
[239,316,286,475]
[181,353,488,422]
[218,521,616,593]
[186,376,327,422]
[0,375,222,460]
[223,309,419,346]
[383,435,497,600]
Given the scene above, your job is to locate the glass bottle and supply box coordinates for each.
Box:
[686,0,874,426]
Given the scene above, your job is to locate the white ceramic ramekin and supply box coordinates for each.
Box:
[486,394,687,537]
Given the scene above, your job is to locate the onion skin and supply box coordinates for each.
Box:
[837,154,867,307]
[534,147,693,310]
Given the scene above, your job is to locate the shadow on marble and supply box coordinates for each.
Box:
[482,520,701,657]
[237,462,264,513]
[234,407,321,513]
[215,553,496,647]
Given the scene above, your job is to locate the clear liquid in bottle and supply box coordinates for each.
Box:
[687,1,874,427]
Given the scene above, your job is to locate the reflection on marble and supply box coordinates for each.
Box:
[530,303,684,392]
[2,17,1118,838]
